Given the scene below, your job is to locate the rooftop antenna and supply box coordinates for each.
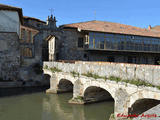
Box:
[49,8,54,15]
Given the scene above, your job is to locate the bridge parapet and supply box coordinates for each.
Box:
[44,61,160,86]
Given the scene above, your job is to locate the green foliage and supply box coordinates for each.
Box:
[108,76,122,82]
[82,72,105,79]
[70,71,79,77]
[44,65,48,69]
[75,96,84,100]
[108,76,159,90]
[49,67,62,73]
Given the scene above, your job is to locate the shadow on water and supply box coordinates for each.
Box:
[0,86,49,97]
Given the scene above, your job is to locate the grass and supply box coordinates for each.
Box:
[49,67,62,73]
[82,72,107,80]
[45,66,160,90]
[75,96,84,100]
[82,72,159,90]
[108,76,155,87]
[44,65,62,73]
[70,71,79,77]
[44,65,48,69]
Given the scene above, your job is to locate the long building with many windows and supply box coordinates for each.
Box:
[59,20,160,64]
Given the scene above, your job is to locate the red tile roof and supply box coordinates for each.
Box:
[61,20,160,38]
[0,4,23,24]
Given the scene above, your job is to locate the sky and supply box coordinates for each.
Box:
[1,0,160,28]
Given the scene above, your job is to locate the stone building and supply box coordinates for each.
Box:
[1,3,160,83]
[0,4,22,81]
[59,21,160,64]
[25,16,160,65]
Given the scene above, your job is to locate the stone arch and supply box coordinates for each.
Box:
[82,81,116,99]
[83,86,114,103]
[57,78,74,93]
[43,69,53,77]
[43,74,51,86]
[128,98,160,115]
[129,91,160,108]
[128,91,160,115]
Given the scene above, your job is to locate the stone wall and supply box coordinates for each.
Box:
[0,32,20,81]
[43,61,160,86]
[0,10,20,35]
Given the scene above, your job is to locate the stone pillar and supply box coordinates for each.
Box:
[69,78,85,104]
[46,73,59,93]
[114,88,130,120]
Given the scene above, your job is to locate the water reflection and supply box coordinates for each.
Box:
[42,93,114,120]
[0,92,114,120]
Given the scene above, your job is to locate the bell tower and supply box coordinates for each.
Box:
[46,14,57,29]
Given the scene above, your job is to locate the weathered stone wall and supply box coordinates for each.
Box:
[59,30,87,61]
[43,61,160,86]
[0,10,20,35]
[0,32,20,81]
[44,70,160,119]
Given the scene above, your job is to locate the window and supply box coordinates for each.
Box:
[78,37,84,48]
[21,47,33,57]
[20,28,26,43]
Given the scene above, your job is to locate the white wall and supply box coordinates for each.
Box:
[0,10,20,36]
[49,37,56,54]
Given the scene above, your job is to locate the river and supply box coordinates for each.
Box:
[0,88,114,120]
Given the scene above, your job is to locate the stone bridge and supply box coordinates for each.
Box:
[43,61,160,119]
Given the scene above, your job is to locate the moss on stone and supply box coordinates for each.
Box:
[82,72,105,79]
[49,67,62,73]
[70,71,79,78]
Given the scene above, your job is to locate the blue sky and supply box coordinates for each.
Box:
[1,0,160,28]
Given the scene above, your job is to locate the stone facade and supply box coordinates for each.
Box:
[0,32,20,81]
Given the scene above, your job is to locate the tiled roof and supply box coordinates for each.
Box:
[61,20,160,38]
[151,25,160,31]
[0,4,23,24]
[23,16,46,24]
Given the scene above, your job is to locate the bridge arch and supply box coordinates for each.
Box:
[82,81,116,99]
[83,86,114,103]
[57,79,73,93]
[43,74,51,86]
[128,98,160,115]
[128,91,160,115]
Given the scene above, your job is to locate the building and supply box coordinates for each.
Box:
[1,3,160,83]
[59,20,160,64]
[0,4,23,81]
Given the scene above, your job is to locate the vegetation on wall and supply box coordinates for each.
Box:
[70,71,79,78]
[44,65,160,90]
[82,72,107,80]
[44,65,62,73]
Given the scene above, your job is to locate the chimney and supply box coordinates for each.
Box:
[148,25,152,30]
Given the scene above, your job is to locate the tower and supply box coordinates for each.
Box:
[46,14,57,29]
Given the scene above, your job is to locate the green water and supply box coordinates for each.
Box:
[0,92,114,120]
